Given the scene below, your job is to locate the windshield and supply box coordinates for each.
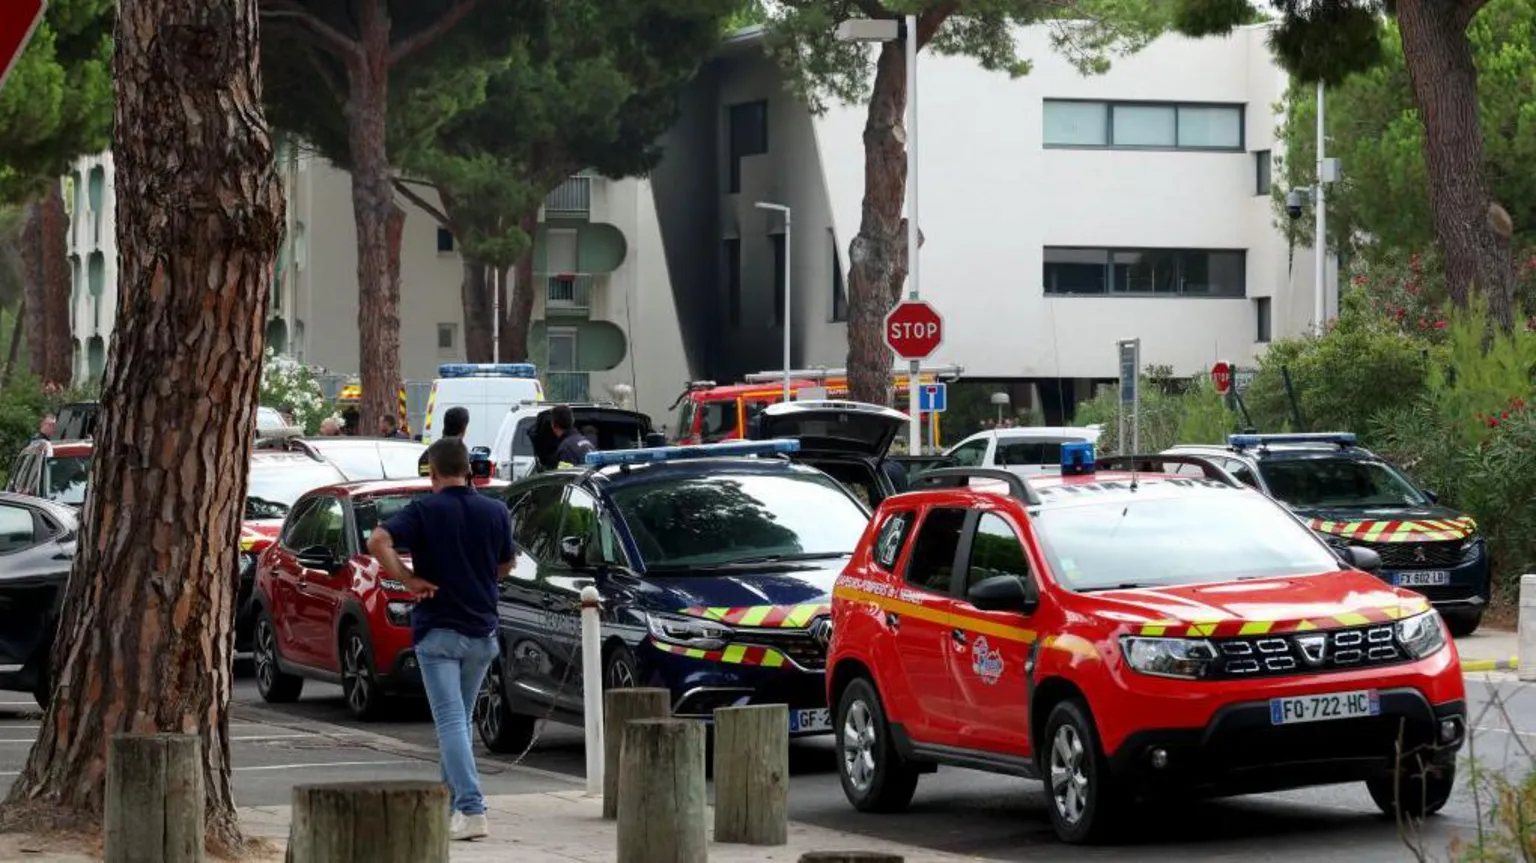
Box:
[45,456,90,505]
[700,400,739,442]
[246,461,348,520]
[995,437,1090,467]
[313,442,425,480]
[1258,458,1427,508]
[354,492,429,550]
[608,472,869,569]
[255,407,286,430]
[1033,493,1342,591]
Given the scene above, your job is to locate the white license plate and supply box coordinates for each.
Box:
[789,708,831,733]
[1270,690,1380,725]
[1390,570,1450,587]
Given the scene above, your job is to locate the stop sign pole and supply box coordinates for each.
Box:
[0,0,45,95]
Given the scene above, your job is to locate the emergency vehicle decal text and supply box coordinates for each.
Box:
[1307,516,1476,543]
[678,603,831,628]
[649,640,790,668]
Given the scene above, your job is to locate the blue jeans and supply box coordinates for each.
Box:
[416,628,499,815]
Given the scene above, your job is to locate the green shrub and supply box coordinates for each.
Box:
[1072,370,1237,455]
[0,373,97,485]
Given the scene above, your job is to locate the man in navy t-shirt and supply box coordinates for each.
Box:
[368,437,513,842]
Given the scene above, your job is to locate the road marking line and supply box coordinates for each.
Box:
[235,760,412,772]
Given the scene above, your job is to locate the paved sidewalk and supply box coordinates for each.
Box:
[1457,627,1519,674]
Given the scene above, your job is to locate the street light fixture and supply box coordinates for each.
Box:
[836,14,922,455]
[755,201,793,401]
[990,391,1010,424]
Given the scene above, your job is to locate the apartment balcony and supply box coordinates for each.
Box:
[544,371,590,402]
[543,175,592,218]
[540,272,598,316]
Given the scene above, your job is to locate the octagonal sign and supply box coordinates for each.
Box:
[885,300,943,360]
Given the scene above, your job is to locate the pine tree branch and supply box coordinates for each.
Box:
[263,2,363,64]
[391,178,452,228]
[916,0,959,48]
[388,0,481,67]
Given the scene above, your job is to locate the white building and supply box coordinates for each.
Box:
[64,144,692,422]
[648,22,1333,418]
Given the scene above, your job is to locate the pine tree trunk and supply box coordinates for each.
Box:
[461,258,494,362]
[502,211,539,364]
[1396,0,1516,331]
[40,184,73,386]
[19,197,47,380]
[3,297,26,387]
[0,0,283,855]
[845,42,911,407]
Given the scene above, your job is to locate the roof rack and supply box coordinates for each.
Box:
[1093,454,1242,487]
[438,362,538,379]
[912,467,1043,506]
[1227,432,1356,451]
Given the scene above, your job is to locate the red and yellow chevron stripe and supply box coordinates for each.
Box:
[1133,596,1432,638]
[677,603,830,628]
[423,384,438,433]
[397,386,409,435]
[650,641,790,667]
[1308,516,1476,543]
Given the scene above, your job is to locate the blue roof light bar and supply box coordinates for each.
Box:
[584,438,801,467]
[1060,441,1096,476]
[438,362,538,379]
[1228,432,1357,450]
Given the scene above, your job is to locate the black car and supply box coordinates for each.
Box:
[1166,433,1491,635]
[0,492,78,708]
[750,399,951,507]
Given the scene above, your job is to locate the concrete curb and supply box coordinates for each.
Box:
[1462,656,1519,672]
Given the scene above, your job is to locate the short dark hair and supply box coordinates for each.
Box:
[427,437,470,479]
[381,414,399,430]
[443,406,470,437]
[551,404,575,430]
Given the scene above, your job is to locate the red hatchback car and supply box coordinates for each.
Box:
[251,477,508,719]
[825,453,1466,844]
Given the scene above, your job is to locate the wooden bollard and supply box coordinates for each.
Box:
[713,704,788,845]
[286,781,448,863]
[799,855,904,862]
[617,718,706,863]
[603,687,672,819]
[105,733,204,863]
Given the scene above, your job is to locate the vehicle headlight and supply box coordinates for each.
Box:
[1396,611,1447,659]
[1119,636,1219,680]
[1461,537,1485,562]
[646,612,732,650]
[386,601,414,627]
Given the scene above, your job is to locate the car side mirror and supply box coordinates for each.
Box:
[1423,489,1439,503]
[296,545,341,572]
[559,535,588,568]
[1342,545,1381,573]
[967,574,1038,615]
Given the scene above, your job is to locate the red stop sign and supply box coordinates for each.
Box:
[885,300,944,360]
[1211,361,1232,394]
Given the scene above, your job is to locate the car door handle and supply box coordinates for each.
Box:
[951,628,968,645]
[884,612,900,630]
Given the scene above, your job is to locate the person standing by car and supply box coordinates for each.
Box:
[420,407,470,476]
[32,414,56,442]
[551,405,596,467]
[367,438,514,842]
[377,414,410,439]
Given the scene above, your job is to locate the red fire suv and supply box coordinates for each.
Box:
[251,476,507,719]
[825,449,1466,844]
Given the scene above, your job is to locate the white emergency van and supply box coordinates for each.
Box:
[420,363,544,452]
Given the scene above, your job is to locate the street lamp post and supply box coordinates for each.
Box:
[1315,80,1326,330]
[755,201,793,401]
[836,15,921,455]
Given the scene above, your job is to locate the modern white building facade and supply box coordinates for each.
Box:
[649,22,1332,417]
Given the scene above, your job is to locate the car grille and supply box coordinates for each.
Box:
[1213,623,1409,678]
[1351,539,1462,569]
[737,627,828,671]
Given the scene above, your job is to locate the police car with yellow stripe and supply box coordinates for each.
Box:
[471,439,872,754]
[1167,433,1490,635]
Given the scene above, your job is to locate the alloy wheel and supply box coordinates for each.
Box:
[476,662,503,742]
[342,634,371,714]
[606,655,636,689]
[1050,724,1090,825]
[255,620,276,693]
[841,699,877,793]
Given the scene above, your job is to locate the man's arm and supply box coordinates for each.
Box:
[370,507,437,598]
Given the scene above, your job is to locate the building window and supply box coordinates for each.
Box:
[770,233,786,327]
[1043,100,1244,151]
[1255,150,1272,196]
[725,238,741,327]
[1043,247,1246,298]
[437,227,455,253]
[728,100,768,194]
[437,323,457,351]
[830,230,847,322]
[1255,297,1272,343]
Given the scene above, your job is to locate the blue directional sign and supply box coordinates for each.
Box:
[919,383,947,413]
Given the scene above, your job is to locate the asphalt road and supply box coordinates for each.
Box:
[221,673,1536,861]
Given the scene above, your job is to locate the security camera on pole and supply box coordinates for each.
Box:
[1284,81,1340,331]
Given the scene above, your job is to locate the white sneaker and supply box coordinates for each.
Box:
[450,812,489,841]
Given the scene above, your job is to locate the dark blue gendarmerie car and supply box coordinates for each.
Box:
[472,439,873,753]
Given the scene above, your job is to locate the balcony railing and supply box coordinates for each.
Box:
[544,371,590,403]
[544,175,592,217]
[540,272,595,313]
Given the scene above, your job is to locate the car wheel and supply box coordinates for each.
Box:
[475,652,536,754]
[254,612,304,703]
[1444,611,1482,638]
[340,625,388,721]
[604,643,640,690]
[1367,762,1455,819]
[1041,698,1125,845]
[835,676,919,813]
